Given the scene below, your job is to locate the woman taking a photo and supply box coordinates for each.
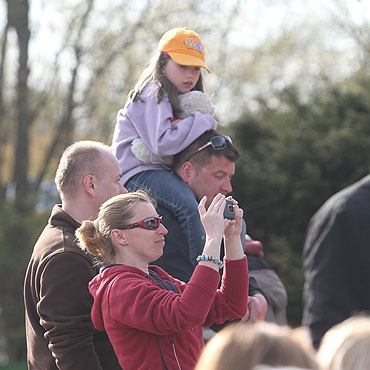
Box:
[76,190,248,370]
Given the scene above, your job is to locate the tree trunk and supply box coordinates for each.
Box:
[0,22,9,200]
[34,0,94,195]
[7,0,31,210]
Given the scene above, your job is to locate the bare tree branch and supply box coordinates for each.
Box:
[217,0,242,67]
[28,2,83,125]
[328,0,370,60]
[82,0,152,101]
[33,0,95,193]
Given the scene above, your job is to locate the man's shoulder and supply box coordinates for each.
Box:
[30,207,90,266]
[314,175,370,222]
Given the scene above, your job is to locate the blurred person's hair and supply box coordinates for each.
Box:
[195,322,318,370]
[317,315,370,370]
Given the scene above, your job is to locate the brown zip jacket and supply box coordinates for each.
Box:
[24,205,121,370]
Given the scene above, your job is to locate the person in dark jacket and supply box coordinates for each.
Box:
[245,235,288,325]
[24,141,126,370]
[302,174,370,348]
[75,190,248,370]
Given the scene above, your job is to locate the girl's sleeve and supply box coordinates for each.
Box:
[126,90,216,157]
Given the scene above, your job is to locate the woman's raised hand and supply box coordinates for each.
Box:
[198,193,225,242]
[223,198,245,261]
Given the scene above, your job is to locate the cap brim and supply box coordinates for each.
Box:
[168,51,211,73]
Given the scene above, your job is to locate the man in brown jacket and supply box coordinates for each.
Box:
[24,141,126,369]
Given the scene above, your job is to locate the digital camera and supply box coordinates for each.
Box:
[223,198,235,220]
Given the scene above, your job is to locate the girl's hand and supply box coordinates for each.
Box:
[213,120,219,130]
[224,198,243,238]
[198,193,225,241]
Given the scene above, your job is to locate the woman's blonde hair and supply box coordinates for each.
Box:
[75,190,156,264]
[317,316,370,370]
[195,322,318,370]
[128,52,204,117]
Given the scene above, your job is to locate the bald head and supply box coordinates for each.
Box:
[55,141,114,200]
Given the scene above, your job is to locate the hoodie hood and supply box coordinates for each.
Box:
[89,264,148,331]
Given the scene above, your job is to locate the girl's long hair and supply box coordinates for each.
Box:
[128,52,204,117]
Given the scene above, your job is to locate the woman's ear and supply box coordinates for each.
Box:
[111,229,127,246]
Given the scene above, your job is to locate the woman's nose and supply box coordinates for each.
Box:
[158,223,168,235]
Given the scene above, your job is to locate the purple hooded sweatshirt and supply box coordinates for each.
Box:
[112,83,216,184]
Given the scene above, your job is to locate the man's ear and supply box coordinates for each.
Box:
[83,175,96,198]
[179,162,195,183]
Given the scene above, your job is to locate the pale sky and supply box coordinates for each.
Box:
[2,0,369,65]
[1,0,370,123]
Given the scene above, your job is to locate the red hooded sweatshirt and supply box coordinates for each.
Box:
[88,257,248,370]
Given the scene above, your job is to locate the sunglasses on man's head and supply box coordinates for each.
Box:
[119,216,162,230]
[185,135,232,162]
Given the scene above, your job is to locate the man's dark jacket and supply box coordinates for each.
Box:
[302,174,370,348]
[24,205,121,369]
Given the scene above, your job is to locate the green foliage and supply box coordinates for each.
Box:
[0,201,48,362]
[227,78,370,326]
[0,361,27,370]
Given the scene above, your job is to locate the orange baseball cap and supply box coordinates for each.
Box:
[157,27,210,73]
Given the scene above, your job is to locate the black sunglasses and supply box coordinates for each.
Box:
[119,216,162,230]
[184,135,232,162]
